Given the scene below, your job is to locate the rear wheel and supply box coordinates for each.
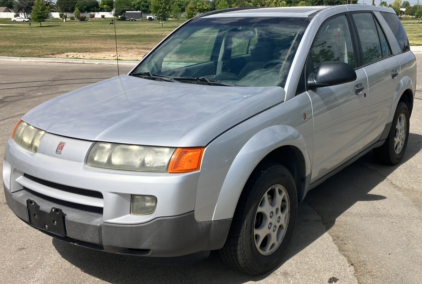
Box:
[373,102,410,165]
[219,163,297,275]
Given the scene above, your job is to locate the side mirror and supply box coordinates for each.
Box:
[307,61,357,89]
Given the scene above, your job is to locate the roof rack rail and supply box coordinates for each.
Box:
[195,7,259,19]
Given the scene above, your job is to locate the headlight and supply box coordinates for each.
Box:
[12,121,45,153]
[87,143,176,172]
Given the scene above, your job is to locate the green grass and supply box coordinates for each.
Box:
[0,18,182,59]
[401,19,422,46]
[0,17,421,60]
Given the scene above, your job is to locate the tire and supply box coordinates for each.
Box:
[373,102,410,165]
[219,163,298,275]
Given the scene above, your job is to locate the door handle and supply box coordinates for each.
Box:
[391,69,399,79]
[354,83,365,95]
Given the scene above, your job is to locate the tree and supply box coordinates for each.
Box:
[392,5,400,16]
[99,0,113,11]
[171,2,181,21]
[266,0,287,7]
[56,0,75,12]
[132,0,151,14]
[151,0,172,26]
[75,0,99,13]
[0,0,14,9]
[74,7,80,19]
[196,0,208,13]
[185,1,196,18]
[404,6,412,15]
[416,9,422,19]
[297,1,306,5]
[31,0,49,26]
[380,1,388,6]
[216,0,229,9]
[401,1,410,8]
[114,0,132,16]
[13,0,34,17]
[392,0,402,9]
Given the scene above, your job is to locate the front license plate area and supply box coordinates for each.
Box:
[27,199,66,236]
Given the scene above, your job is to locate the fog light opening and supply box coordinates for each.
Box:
[131,195,157,215]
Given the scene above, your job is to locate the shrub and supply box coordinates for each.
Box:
[79,15,87,21]
[74,8,80,20]
[101,15,105,18]
[90,13,95,19]
[70,16,75,20]
[119,16,126,21]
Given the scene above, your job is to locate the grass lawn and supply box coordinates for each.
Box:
[0,17,421,60]
[401,19,422,46]
[0,18,183,60]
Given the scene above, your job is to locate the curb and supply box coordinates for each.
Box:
[0,56,139,66]
[1,46,421,65]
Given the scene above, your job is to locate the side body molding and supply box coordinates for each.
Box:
[211,125,311,221]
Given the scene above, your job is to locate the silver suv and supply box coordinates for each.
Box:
[3,6,416,275]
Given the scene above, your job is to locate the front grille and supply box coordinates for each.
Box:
[22,174,103,214]
[23,187,103,214]
[24,174,103,199]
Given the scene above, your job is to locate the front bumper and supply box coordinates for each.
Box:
[4,187,230,256]
[3,135,231,257]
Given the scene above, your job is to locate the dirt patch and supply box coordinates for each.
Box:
[47,50,150,61]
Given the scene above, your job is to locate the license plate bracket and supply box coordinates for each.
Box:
[27,199,66,236]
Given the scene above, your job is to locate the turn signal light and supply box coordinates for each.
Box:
[12,120,22,138]
[168,147,204,173]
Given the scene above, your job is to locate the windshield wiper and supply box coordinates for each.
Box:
[131,72,174,82]
[172,77,235,86]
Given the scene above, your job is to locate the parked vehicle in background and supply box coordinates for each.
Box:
[125,11,142,21]
[146,15,155,21]
[12,17,30,22]
[3,5,416,276]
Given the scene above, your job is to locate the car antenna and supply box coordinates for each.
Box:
[113,12,120,76]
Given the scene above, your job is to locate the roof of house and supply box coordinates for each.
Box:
[0,7,12,12]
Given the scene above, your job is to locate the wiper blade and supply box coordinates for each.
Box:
[172,77,235,86]
[131,72,174,82]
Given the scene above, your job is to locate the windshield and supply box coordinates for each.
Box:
[131,17,309,87]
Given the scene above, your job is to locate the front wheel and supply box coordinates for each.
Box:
[373,102,410,165]
[219,163,298,275]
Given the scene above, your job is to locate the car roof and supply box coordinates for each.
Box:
[202,5,395,19]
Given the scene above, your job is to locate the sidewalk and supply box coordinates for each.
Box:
[1,46,421,65]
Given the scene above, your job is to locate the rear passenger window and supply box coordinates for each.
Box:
[352,13,382,65]
[310,15,355,73]
[381,12,410,53]
[375,20,391,57]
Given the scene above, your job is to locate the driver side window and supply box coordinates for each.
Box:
[311,15,355,73]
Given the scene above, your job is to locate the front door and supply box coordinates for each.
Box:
[307,14,369,182]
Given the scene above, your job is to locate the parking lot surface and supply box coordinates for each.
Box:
[1,58,421,284]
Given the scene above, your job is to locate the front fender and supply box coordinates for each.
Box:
[211,125,311,221]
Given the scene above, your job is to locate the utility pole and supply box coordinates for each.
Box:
[372,0,375,5]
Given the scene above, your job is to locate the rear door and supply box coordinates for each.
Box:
[350,12,400,146]
[307,14,369,181]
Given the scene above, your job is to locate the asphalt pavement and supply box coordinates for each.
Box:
[0,58,421,284]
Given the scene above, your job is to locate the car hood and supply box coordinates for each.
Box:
[23,75,284,147]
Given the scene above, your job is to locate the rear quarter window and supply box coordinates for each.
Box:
[381,12,410,53]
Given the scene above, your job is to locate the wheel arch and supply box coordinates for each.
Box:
[211,125,311,221]
[388,76,415,122]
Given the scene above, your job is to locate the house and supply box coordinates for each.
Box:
[0,7,12,12]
